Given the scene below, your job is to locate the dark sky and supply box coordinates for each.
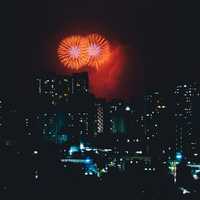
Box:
[1,1,200,98]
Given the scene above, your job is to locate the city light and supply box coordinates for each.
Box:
[69,146,79,155]
[33,150,39,155]
[125,106,131,111]
[135,151,142,154]
[175,152,183,161]
[85,157,92,164]
[80,143,84,151]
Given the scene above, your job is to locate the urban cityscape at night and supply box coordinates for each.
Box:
[1,0,200,199]
[1,74,200,198]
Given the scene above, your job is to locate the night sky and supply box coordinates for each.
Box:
[1,1,200,100]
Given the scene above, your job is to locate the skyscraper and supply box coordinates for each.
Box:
[34,72,89,106]
[35,75,72,106]
[143,91,173,159]
[93,99,106,137]
[108,100,129,135]
[174,82,200,162]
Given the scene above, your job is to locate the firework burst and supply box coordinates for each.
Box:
[57,35,88,70]
[86,34,110,69]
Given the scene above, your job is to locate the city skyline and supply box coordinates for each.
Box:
[1,70,200,198]
[1,1,200,198]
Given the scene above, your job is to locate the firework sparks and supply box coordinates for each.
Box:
[86,34,110,69]
[57,35,88,70]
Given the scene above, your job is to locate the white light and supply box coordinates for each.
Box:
[136,151,142,154]
[125,106,131,111]
[69,46,80,58]
[88,44,100,57]
[102,169,106,173]
[180,187,191,195]
[69,150,73,155]
[104,149,112,152]
[33,150,38,155]
[193,174,198,180]
[80,143,84,150]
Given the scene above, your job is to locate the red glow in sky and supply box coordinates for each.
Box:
[88,43,126,100]
[56,34,136,100]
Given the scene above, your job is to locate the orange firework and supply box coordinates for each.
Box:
[57,35,88,70]
[86,34,110,69]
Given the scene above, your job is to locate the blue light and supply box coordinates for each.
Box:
[176,152,183,161]
[85,157,92,164]
[69,146,79,155]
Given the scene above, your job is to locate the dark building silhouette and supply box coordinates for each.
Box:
[34,72,89,106]
[174,82,200,162]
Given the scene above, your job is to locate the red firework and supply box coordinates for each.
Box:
[86,34,111,69]
[57,35,88,70]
